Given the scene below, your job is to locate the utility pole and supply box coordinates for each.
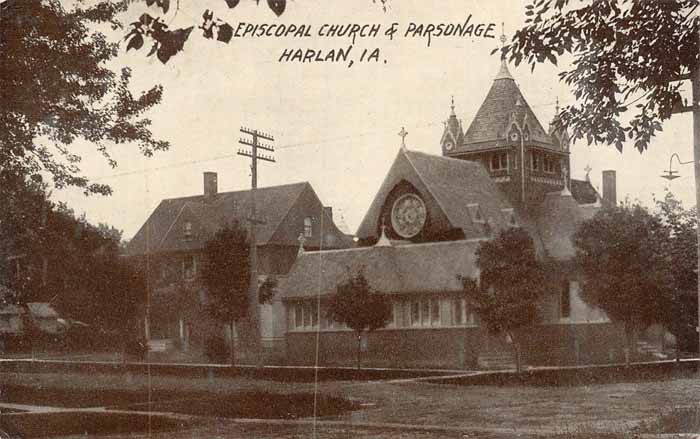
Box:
[692,62,700,364]
[238,126,275,365]
[668,53,700,363]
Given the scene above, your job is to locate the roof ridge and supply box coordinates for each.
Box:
[161,181,310,202]
[404,149,483,167]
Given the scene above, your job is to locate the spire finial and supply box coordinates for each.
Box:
[450,95,455,116]
[297,233,306,256]
[555,96,560,115]
[398,126,408,150]
[499,22,507,60]
[376,219,392,247]
[561,166,572,196]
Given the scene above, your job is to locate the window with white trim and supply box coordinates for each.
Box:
[182,255,196,280]
[410,300,421,327]
[490,152,508,171]
[303,217,313,238]
[530,151,540,171]
[430,299,440,326]
[543,155,558,174]
[183,221,193,240]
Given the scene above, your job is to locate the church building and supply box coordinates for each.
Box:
[280,58,632,370]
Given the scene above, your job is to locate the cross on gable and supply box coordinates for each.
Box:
[584,164,592,181]
[398,127,408,150]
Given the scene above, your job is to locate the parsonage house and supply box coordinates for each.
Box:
[279,58,653,370]
[125,176,352,359]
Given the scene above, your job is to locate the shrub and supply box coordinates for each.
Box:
[124,337,147,361]
[204,335,228,363]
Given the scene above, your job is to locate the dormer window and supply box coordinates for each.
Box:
[490,152,508,171]
[183,222,193,240]
[523,126,531,142]
[303,217,313,238]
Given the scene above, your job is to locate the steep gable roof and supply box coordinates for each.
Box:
[528,190,602,261]
[356,149,514,240]
[458,60,556,153]
[281,239,482,299]
[126,182,310,256]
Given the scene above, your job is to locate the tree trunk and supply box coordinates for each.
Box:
[229,322,236,366]
[356,332,361,370]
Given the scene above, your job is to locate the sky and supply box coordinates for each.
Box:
[54,0,699,240]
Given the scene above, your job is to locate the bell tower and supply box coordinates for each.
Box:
[440,96,464,155]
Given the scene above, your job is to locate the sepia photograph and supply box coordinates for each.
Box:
[2,0,700,437]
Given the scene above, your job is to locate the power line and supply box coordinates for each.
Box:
[87,120,441,181]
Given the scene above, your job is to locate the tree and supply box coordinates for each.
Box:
[656,191,698,358]
[1,0,168,195]
[503,0,698,152]
[201,222,251,364]
[573,202,674,366]
[460,227,547,373]
[327,270,391,369]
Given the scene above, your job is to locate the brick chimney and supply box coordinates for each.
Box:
[602,170,616,208]
[203,172,218,201]
[323,206,333,221]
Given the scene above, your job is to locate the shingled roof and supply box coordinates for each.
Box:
[457,60,556,153]
[126,182,337,256]
[356,149,514,240]
[281,239,482,299]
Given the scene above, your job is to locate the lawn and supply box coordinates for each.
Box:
[1,366,700,437]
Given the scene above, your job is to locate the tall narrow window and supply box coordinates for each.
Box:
[560,280,571,319]
[294,303,303,329]
[183,221,193,240]
[430,299,440,326]
[421,300,430,326]
[183,255,196,279]
[530,151,540,171]
[410,301,420,327]
[304,217,313,238]
[453,298,465,325]
[490,152,508,171]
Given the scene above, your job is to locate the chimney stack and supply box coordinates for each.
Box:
[602,170,616,208]
[323,206,333,221]
[203,172,218,201]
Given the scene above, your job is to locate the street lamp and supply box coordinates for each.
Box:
[661,153,694,181]
[660,151,700,364]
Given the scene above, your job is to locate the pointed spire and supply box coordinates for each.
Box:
[450,95,456,116]
[495,58,514,81]
[495,23,514,81]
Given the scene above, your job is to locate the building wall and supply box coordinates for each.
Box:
[284,284,625,369]
[286,322,626,369]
